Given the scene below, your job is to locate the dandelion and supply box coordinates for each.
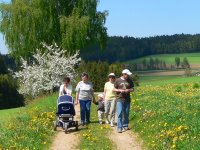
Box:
[171,144,176,148]
[173,137,178,143]
[43,141,46,145]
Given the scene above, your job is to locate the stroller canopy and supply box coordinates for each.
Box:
[58,95,73,104]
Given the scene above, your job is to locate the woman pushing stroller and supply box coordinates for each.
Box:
[59,77,73,96]
[54,77,77,133]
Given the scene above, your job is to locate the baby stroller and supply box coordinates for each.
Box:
[53,95,78,133]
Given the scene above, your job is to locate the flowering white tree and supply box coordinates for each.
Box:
[14,43,81,96]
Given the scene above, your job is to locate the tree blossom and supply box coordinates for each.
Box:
[14,43,81,96]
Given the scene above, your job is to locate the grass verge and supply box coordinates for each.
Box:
[78,103,115,150]
[0,107,24,123]
[0,94,57,149]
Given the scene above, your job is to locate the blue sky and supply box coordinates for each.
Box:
[1,0,200,54]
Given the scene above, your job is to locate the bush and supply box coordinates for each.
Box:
[0,54,7,74]
[0,75,24,109]
[175,86,183,92]
[109,62,125,77]
[0,54,8,74]
[76,61,109,91]
[193,83,200,89]
[76,61,140,91]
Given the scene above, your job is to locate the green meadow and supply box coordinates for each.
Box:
[0,94,114,150]
[129,75,200,149]
[0,107,23,123]
[126,53,200,64]
[0,95,57,149]
[139,75,200,86]
[1,75,200,149]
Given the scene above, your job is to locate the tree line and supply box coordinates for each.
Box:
[81,34,200,63]
[0,54,24,109]
[127,57,190,71]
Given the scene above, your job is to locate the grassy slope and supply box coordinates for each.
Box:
[0,107,24,123]
[0,94,57,149]
[126,53,200,64]
[2,76,200,149]
[129,76,200,149]
[0,94,114,150]
[0,95,57,123]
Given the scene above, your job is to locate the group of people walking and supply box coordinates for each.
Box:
[59,69,134,133]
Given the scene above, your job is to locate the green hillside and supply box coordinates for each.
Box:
[126,53,200,64]
[82,34,200,63]
[1,76,200,149]
[0,94,57,149]
[139,75,200,86]
[131,76,200,149]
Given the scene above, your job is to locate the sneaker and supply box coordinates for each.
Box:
[105,120,110,124]
[80,122,85,126]
[110,122,114,127]
[123,127,130,131]
[117,128,122,133]
[85,120,90,125]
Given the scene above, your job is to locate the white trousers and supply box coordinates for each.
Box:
[104,100,116,122]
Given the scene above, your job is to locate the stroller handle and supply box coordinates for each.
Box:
[62,106,70,111]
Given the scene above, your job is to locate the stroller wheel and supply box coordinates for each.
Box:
[64,124,68,134]
[53,121,57,131]
[75,121,78,131]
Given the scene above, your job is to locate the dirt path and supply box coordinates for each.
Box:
[50,105,80,150]
[109,127,143,150]
[50,104,143,150]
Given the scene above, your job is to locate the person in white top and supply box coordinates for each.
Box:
[75,72,95,126]
[59,77,73,96]
[104,73,116,127]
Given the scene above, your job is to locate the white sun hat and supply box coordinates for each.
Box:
[122,69,132,76]
[108,73,115,77]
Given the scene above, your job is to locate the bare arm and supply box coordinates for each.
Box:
[75,92,79,105]
[125,88,134,93]
[59,85,63,97]
[113,88,125,93]
[91,90,96,103]
[103,88,106,100]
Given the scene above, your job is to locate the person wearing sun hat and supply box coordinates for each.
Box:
[104,73,116,127]
[113,69,134,133]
